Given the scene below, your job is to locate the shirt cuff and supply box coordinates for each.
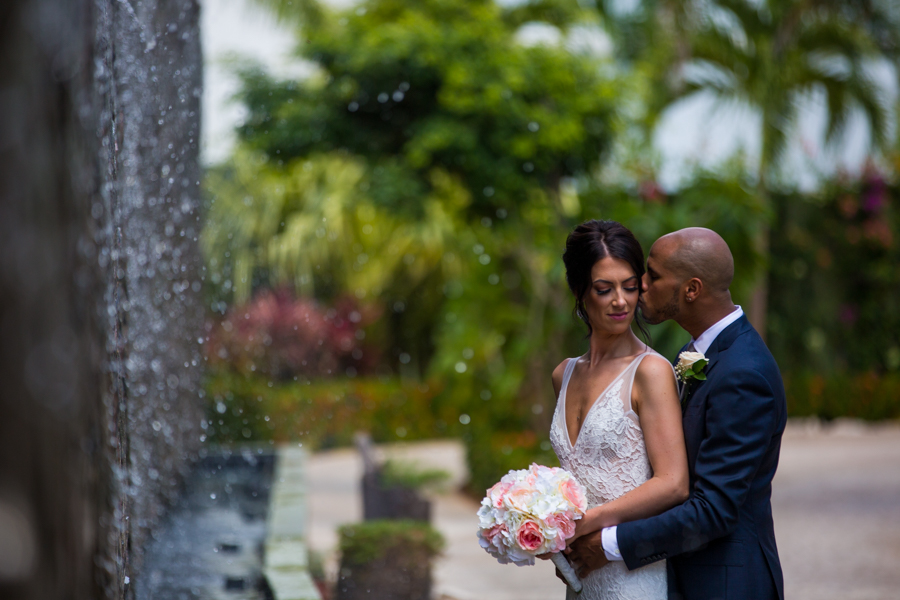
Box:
[601,526,623,561]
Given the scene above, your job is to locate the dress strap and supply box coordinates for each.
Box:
[622,350,658,417]
[561,357,578,394]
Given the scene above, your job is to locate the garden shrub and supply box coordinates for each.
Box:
[335,520,443,600]
[379,460,450,492]
[338,520,443,566]
[204,370,448,447]
[205,288,381,380]
[785,371,900,421]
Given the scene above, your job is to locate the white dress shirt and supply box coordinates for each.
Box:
[689,305,743,355]
[600,306,743,561]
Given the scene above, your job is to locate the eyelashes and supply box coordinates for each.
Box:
[595,287,639,295]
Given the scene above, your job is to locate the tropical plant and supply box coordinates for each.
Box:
[642,0,897,333]
[678,0,893,177]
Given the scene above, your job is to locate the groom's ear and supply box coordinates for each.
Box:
[684,277,703,303]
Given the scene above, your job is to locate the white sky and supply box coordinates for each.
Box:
[201,0,303,164]
[201,0,896,190]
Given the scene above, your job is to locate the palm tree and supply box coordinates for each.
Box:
[634,0,898,335]
[202,150,469,304]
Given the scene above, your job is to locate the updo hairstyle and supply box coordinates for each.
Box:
[562,219,650,340]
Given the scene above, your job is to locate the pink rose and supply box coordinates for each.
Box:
[547,513,576,539]
[482,523,507,548]
[549,532,567,553]
[516,520,544,552]
[487,481,512,508]
[559,478,587,513]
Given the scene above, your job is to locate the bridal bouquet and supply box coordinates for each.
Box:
[477,464,588,592]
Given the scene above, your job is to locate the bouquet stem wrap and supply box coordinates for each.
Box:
[550,552,583,593]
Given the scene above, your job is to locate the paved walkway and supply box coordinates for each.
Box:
[306,421,900,600]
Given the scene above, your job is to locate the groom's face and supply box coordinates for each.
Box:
[640,241,682,325]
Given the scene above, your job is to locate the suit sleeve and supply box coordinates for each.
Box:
[616,367,778,569]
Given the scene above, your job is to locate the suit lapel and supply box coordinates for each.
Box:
[680,316,751,411]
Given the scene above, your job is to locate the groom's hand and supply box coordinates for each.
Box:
[564,530,609,578]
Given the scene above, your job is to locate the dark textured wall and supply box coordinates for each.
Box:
[0,1,204,598]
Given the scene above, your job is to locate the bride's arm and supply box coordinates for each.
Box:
[572,354,689,540]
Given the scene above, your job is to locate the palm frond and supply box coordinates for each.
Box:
[841,65,891,149]
[759,95,793,174]
[500,0,594,30]
[798,18,877,62]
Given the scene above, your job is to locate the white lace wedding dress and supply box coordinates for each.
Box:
[549,351,669,600]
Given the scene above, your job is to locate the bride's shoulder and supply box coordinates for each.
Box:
[551,356,578,396]
[634,351,677,385]
[551,357,570,382]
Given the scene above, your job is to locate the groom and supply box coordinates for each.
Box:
[565,227,786,600]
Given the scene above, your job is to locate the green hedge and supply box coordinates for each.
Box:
[338,520,444,565]
[785,372,900,421]
[204,370,451,448]
[206,368,900,500]
[204,370,558,495]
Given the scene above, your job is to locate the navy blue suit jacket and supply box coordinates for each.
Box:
[617,316,786,600]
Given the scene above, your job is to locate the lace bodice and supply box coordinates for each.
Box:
[549,351,670,600]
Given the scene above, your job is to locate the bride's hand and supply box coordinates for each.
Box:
[570,515,591,543]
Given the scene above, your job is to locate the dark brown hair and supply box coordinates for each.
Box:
[562,219,650,340]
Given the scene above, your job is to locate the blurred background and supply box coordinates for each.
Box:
[196,1,900,598]
[199,0,900,491]
[2,0,899,599]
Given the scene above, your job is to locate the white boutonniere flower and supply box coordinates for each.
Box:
[675,351,708,383]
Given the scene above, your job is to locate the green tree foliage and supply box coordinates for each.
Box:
[236,0,616,216]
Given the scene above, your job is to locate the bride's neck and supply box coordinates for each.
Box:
[586,329,641,365]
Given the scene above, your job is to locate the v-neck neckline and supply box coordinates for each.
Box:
[561,352,646,449]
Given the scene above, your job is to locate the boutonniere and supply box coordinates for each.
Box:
[675,351,708,383]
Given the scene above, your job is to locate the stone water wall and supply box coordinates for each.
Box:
[0,1,204,598]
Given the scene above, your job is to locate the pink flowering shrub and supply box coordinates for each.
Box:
[205,288,380,379]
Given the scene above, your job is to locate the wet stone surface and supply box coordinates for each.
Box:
[135,448,276,600]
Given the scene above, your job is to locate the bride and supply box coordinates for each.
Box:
[546,220,689,599]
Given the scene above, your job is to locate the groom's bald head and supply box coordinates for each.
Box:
[656,228,734,293]
[642,227,737,335]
